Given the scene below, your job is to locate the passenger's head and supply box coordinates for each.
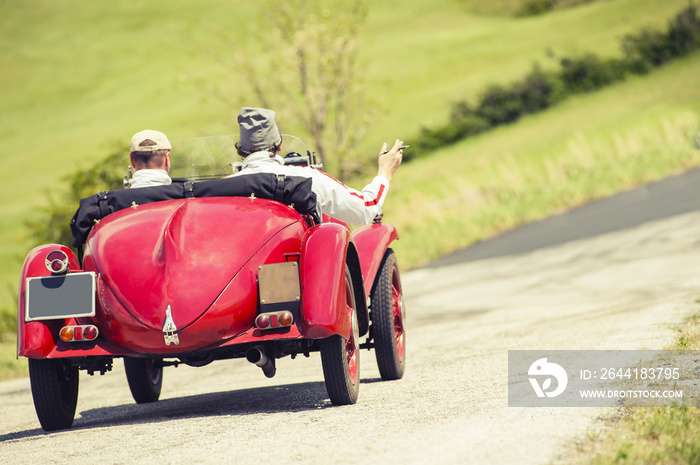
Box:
[129,129,171,172]
[236,107,282,157]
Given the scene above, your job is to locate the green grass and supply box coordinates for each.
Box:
[0,340,25,380]
[1,0,698,381]
[566,310,700,465]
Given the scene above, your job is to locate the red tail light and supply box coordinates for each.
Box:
[45,250,69,275]
[255,314,271,329]
[255,311,294,330]
[60,325,99,342]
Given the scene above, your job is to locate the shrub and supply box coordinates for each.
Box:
[450,102,492,135]
[666,4,700,57]
[623,5,700,72]
[622,28,674,71]
[517,0,557,16]
[559,54,626,93]
[26,147,126,250]
[475,83,523,125]
[514,64,565,114]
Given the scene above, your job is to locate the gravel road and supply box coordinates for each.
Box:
[2,172,699,465]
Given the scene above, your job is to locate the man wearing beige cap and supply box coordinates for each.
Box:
[232,107,404,225]
[128,129,172,188]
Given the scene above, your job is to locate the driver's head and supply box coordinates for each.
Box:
[130,129,171,172]
[236,107,282,157]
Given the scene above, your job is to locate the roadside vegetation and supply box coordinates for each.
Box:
[564,309,700,465]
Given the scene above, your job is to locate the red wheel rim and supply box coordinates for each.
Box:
[392,266,405,360]
[346,279,359,384]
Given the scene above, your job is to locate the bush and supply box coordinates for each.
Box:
[411,111,490,161]
[514,64,565,114]
[666,4,700,57]
[517,0,557,16]
[559,53,626,93]
[475,83,523,125]
[26,147,127,251]
[622,28,674,71]
[623,5,700,72]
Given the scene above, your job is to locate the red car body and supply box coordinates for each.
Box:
[19,198,397,357]
[18,149,406,431]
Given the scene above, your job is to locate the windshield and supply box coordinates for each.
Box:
[167,134,310,181]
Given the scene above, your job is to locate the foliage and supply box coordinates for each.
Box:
[558,54,626,93]
[409,4,700,160]
[622,28,674,71]
[211,0,371,180]
[463,0,596,16]
[0,300,15,342]
[623,4,700,70]
[514,64,565,113]
[25,147,127,251]
[516,0,557,16]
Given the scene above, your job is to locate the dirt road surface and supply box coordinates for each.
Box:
[2,172,699,464]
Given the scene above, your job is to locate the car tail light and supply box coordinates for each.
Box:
[255,314,270,329]
[255,311,293,330]
[278,311,293,327]
[45,250,69,275]
[60,325,99,342]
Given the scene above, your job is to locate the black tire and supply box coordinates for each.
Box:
[124,357,163,404]
[28,358,79,431]
[371,249,406,380]
[320,265,360,405]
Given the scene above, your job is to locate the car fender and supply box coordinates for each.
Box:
[17,244,82,358]
[299,223,369,339]
[351,223,399,297]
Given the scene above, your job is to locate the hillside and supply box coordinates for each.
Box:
[1,0,698,350]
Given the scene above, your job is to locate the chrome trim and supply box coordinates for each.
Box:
[162,305,180,346]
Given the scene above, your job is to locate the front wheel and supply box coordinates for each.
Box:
[371,249,406,380]
[124,357,163,404]
[320,265,360,405]
[28,358,79,431]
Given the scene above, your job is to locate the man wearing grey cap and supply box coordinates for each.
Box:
[232,107,404,225]
[128,129,173,189]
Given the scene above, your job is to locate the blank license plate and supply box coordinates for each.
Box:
[25,272,96,321]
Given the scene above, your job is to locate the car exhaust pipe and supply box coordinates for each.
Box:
[246,348,276,378]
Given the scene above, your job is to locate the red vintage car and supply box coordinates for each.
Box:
[17,136,406,431]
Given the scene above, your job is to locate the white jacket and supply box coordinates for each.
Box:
[230,151,389,225]
[130,169,172,189]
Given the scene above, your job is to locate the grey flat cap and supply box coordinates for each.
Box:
[238,107,281,152]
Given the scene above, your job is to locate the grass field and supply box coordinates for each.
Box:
[1,0,699,376]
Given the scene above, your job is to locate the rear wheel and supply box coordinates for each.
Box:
[320,265,360,405]
[124,357,163,404]
[28,358,79,431]
[371,249,406,380]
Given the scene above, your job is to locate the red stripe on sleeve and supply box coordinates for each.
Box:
[319,171,386,207]
[363,183,385,206]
